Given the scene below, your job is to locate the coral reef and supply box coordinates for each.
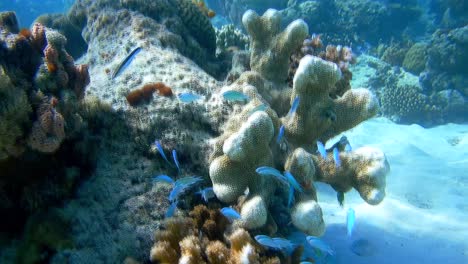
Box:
[215,24,249,54]
[209,9,388,236]
[149,205,289,263]
[402,42,427,75]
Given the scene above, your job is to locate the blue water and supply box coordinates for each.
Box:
[0,0,467,263]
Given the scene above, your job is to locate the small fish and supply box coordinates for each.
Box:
[152,174,174,184]
[300,262,313,264]
[220,207,241,221]
[347,208,355,237]
[196,187,215,202]
[172,150,180,171]
[277,125,285,144]
[256,166,288,185]
[165,201,177,218]
[345,143,352,152]
[283,171,303,193]
[154,140,170,165]
[255,235,296,252]
[316,141,327,159]
[287,96,300,116]
[248,104,267,115]
[287,184,295,208]
[112,47,141,79]
[333,147,341,168]
[178,92,203,103]
[169,184,186,202]
[222,90,250,102]
[306,236,334,256]
[174,176,203,187]
[337,191,345,207]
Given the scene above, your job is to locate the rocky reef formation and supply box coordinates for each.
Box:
[1,3,391,263]
[209,9,389,237]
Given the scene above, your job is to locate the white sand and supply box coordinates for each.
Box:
[311,117,468,263]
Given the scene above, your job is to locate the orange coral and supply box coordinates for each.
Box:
[19,28,32,39]
[126,82,173,106]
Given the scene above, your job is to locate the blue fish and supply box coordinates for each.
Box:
[220,207,241,221]
[154,140,170,165]
[300,262,313,264]
[277,125,285,144]
[316,141,327,159]
[287,184,295,208]
[172,149,180,171]
[178,92,203,103]
[347,208,355,237]
[248,104,267,115]
[152,174,174,184]
[256,166,288,185]
[112,47,141,79]
[306,236,334,256]
[222,90,250,102]
[287,96,300,116]
[174,176,203,187]
[196,187,215,202]
[345,143,352,152]
[333,147,341,168]
[165,201,177,218]
[255,235,296,252]
[284,171,303,193]
[169,184,186,202]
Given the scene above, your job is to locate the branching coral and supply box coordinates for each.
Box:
[149,205,285,263]
[209,9,389,236]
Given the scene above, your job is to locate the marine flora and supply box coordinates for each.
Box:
[209,9,389,236]
[149,205,295,263]
[126,82,173,106]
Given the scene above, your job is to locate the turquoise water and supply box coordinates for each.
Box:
[0,0,466,263]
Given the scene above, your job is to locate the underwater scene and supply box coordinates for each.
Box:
[0,0,467,263]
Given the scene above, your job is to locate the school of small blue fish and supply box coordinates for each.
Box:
[255,235,297,253]
[178,92,203,103]
[256,166,288,185]
[316,141,327,159]
[306,235,335,256]
[220,207,241,221]
[333,147,341,168]
[154,140,171,165]
[347,208,355,237]
[283,171,304,193]
[277,125,285,144]
[222,90,250,102]
[196,187,215,202]
[152,174,174,184]
[287,96,300,116]
[248,104,267,115]
[172,149,180,171]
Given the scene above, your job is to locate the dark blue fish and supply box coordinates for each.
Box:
[283,171,303,193]
[222,90,250,102]
[154,140,170,165]
[152,174,174,184]
[169,184,186,202]
[316,141,327,160]
[345,143,352,152]
[277,125,285,144]
[287,96,300,116]
[172,149,180,171]
[287,184,295,208]
[178,92,203,103]
[165,201,177,218]
[333,147,341,167]
[196,187,215,202]
[112,47,141,79]
[168,176,202,201]
[306,236,334,256]
[220,207,241,221]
